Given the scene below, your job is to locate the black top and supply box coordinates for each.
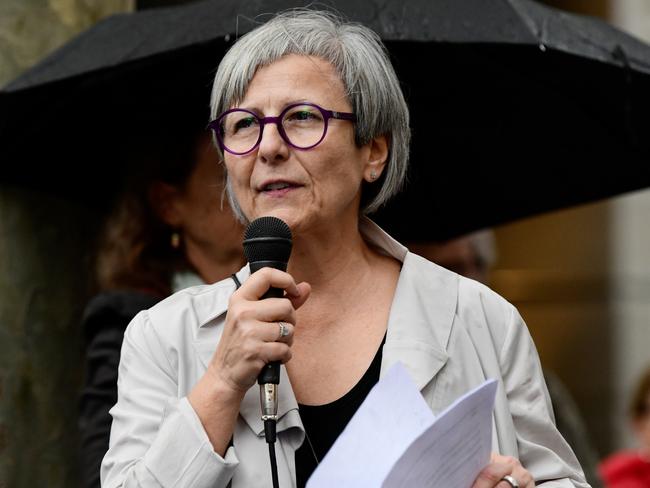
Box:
[295,336,385,488]
[78,290,162,488]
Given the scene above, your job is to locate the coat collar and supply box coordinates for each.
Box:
[191,218,458,437]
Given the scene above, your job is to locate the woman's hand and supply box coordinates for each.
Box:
[208,267,311,394]
[189,268,310,455]
[471,453,535,488]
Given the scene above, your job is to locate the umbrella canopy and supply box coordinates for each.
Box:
[1,0,649,240]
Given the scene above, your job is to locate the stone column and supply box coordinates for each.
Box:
[0,187,98,487]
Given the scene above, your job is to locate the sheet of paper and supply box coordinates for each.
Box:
[306,363,436,488]
[382,377,497,488]
[306,362,497,488]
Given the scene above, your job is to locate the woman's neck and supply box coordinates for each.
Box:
[287,216,402,327]
[288,217,371,287]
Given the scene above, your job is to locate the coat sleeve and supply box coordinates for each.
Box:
[100,310,239,488]
[500,305,591,488]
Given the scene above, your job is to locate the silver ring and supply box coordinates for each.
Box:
[501,475,519,488]
[277,321,290,340]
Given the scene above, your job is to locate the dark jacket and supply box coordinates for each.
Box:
[78,290,161,488]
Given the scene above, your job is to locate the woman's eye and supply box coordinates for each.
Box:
[287,110,320,122]
[234,117,257,131]
[295,111,313,120]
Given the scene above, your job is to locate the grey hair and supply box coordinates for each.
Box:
[210,8,410,222]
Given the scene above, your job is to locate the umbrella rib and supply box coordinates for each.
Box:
[503,0,543,42]
[505,0,650,73]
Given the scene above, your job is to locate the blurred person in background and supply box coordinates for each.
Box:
[599,366,650,487]
[409,230,603,488]
[78,126,245,488]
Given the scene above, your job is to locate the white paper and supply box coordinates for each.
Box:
[306,362,497,488]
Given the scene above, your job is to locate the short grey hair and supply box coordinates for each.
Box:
[210,8,410,221]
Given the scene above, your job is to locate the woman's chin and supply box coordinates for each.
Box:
[247,207,302,231]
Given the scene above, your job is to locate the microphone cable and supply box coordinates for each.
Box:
[265,418,280,488]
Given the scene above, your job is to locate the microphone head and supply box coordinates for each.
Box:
[243,216,292,266]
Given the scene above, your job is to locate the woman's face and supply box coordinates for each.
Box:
[179,137,243,253]
[223,54,385,235]
[159,135,244,263]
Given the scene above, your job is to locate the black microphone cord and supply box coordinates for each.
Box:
[265,418,280,488]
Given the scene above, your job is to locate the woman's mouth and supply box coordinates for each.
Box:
[260,181,300,197]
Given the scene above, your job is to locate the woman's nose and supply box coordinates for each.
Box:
[257,121,289,164]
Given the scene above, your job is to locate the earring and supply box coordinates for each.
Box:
[170,231,181,249]
[370,170,378,181]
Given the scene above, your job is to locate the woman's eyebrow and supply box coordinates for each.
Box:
[237,99,312,113]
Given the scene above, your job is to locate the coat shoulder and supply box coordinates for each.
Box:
[409,250,515,325]
[142,278,236,342]
[457,274,514,324]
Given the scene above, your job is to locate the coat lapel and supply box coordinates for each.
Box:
[381,252,458,391]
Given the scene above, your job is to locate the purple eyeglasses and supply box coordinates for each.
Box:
[208,102,356,155]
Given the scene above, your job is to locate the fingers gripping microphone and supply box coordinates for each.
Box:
[243,216,292,466]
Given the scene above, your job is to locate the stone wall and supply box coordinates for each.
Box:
[0,0,133,87]
[0,2,132,486]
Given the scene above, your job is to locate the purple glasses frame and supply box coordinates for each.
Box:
[208,102,356,155]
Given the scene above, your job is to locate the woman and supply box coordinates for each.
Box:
[599,366,650,487]
[79,128,244,488]
[102,9,588,488]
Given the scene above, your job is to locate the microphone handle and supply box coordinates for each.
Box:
[258,285,283,385]
[249,260,287,385]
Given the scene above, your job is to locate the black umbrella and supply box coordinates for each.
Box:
[1,0,649,239]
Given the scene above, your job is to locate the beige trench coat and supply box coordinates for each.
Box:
[102,219,589,488]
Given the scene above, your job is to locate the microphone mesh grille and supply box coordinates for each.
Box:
[243,217,292,263]
[244,216,291,241]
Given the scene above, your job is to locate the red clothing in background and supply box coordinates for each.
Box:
[600,451,650,488]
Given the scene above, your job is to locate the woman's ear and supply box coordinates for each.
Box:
[148,181,182,227]
[363,134,389,182]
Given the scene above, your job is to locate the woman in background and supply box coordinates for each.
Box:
[78,125,244,488]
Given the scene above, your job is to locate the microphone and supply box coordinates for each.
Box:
[242,216,292,444]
